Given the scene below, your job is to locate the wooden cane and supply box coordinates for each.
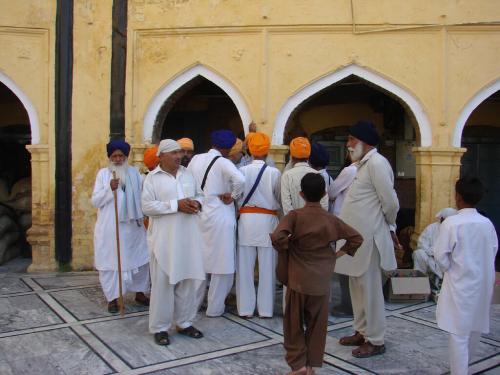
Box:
[112,171,125,316]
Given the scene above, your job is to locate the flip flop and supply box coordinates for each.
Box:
[177,326,203,339]
[154,331,170,346]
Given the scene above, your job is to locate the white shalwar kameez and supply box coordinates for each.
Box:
[236,160,281,317]
[92,167,150,302]
[318,168,335,213]
[434,208,498,375]
[330,164,357,216]
[142,165,206,333]
[413,221,444,278]
[188,149,245,316]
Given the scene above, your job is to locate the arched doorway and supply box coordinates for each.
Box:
[459,88,500,270]
[0,81,32,266]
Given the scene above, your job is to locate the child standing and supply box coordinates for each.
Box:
[271,173,363,375]
[434,177,498,375]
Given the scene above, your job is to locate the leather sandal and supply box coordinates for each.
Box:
[339,331,365,346]
[352,341,386,358]
[177,325,203,339]
[135,292,150,306]
[154,331,170,346]
[107,299,119,314]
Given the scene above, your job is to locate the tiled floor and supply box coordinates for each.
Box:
[0,263,499,374]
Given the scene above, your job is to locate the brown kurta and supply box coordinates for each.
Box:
[270,202,363,370]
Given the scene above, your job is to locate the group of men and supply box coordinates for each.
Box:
[92,119,498,375]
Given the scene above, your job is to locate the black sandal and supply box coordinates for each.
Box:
[154,331,170,346]
[177,326,203,339]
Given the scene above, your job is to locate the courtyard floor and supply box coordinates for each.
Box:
[0,258,499,375]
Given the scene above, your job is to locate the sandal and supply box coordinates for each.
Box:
[154,331,170,346]
[339,331,365,346]
[177,325,203,339]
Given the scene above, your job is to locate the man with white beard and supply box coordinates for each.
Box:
[335,121,401,358]
[92,140,150,313]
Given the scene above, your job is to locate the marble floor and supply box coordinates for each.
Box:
[0,266,499,374]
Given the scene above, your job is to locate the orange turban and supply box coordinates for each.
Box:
[143,145,159,171]
[247,132,270,157]
[290,137,311,158]
[229,138,243,156]
[177,137,194,151]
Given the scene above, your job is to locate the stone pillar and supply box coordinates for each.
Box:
[412,146,466,247]
[26,144,57,272]
[131,143,149,173]
[269,145,289,172]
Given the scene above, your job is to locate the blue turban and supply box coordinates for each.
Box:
[211,129,237,149]
[349,121,379,146]
[106,140,131,157]
[309,143,330,168]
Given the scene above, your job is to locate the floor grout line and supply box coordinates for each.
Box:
[323,353,377,374]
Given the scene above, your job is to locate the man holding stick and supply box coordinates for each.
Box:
[92,140,150,313]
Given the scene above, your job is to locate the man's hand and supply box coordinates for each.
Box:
[219,193,234,205]
[336,250,346,259]
[110,178,120,191]
[391,231,403,250]
[178,198,200,214]
[248,121,257,133]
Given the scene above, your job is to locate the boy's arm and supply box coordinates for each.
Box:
[270,212,296,252]
[334,217,363,257]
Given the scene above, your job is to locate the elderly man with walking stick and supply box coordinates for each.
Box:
[92,140,150,313]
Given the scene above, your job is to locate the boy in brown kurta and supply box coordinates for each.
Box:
[271,173,363,375]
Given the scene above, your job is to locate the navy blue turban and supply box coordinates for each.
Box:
[106,140,131,157]
[309,143,330,168]
[211,130,237,149]
[349,121,380,146]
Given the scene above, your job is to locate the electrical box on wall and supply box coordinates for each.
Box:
[396,141,416,178]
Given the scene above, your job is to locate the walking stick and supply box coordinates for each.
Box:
[112,171,125,316]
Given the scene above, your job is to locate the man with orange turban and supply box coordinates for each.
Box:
[177,138,195,167]
[143,145,160,172]
[236,132,281,318]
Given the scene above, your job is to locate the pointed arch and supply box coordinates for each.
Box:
[143,64,252,143]
[272,64,432,146]
[453,78,500,147]
[0,71,40,144]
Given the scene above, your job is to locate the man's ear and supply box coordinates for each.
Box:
[299,191,305,200]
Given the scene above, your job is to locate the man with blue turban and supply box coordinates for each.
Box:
[188,130,245,317]
[309,142,336,213]
[92,140,150,313]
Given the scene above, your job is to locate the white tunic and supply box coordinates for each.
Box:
[331,164,357,216]
[92,167,149,271]
[237,160,281,247]
[335,149,399,276]
[435,208,498,335]
[141,165,205,285]
[318,168,335,213]
[188,149,245,274]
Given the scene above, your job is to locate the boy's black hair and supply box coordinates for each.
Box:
[455,176,484,205]
[300,173,325,202]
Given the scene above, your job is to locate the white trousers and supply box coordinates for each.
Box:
[196,273,234,317]
[148,254,201,333]
[413,249,443,278]
[449,331,481,375]
[98,263,150,302]
[349,248,386,345]
[236,245,276,317]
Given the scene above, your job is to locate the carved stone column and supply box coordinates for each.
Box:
[269,145,289,172]
[26,144,57,272]
[411,146,466,247]
[131,143,149,173]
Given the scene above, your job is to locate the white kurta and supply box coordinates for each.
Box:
[92,167,149,272]
[141,165,205,284]
[188,149,245,274]
[413,221,443,278]
[435,208,498,335]
[318,168,335,213]
[335,149,399,276]
[331,164,357,216]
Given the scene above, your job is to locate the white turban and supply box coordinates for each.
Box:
[435,207,457,220]
[156,139,181,156]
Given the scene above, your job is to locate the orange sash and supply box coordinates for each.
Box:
[239,206,278,216]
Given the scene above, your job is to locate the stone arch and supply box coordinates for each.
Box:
[452,78,500,147]
[143,64,252,143]
[272,64,432,146]
[0,70,40,144]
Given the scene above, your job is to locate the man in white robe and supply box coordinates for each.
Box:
[188,130,245,317]
[92,140,150,313]
[413,207,457,285]
[335,121,401,358]
[142,139,205,346]
[435,177,498,375]
[236,132,281,318]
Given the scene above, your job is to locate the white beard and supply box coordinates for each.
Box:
[348,143,364,162]
[108,160,129,188]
